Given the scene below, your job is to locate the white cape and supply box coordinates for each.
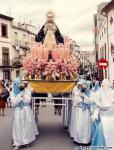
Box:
[11,88,39,146]
[94,88,114,148]
[70,86,91,143]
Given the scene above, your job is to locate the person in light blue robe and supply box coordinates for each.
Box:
[10,78,39,150]
[92,81,100,92]
[90,81,101,145]
[73,82,91,144]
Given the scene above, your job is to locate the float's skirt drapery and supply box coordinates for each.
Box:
[27,80,76,93]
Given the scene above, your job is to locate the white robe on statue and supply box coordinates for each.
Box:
[11,88,39,147]
[73,91,91,144]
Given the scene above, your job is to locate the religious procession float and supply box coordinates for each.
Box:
[22,11,79,93]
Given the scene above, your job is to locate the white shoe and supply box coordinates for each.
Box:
[13,146,19,150]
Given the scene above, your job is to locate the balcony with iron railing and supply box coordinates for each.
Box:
[12,58,22,68]
[13,39,29,50]
[0,59,13,68]
[0,59,22,68]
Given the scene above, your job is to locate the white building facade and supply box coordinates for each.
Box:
[94,0,114,82]
[11,22,37,79]
[93,2,108,64]
[0,14,37,80]
[0,14,13,80]
[70,39,95,75]
[70,40,81,63]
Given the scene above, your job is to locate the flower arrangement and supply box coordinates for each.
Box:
[22,56,78,81]
[22,36,78,81]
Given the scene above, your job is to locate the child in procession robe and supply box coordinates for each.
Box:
[69,81,82,139]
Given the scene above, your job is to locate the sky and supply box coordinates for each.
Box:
[0,0,111,51]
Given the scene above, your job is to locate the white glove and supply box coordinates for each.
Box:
[90,116,96,122]
[90,115,98,122]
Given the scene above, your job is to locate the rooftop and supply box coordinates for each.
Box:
[102,0,114,13]
[12,25,36,35]
[0,14,13,21]
[12,21,37,35]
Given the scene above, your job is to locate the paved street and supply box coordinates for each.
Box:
[0,106,76,150]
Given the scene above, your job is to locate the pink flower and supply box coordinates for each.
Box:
[22,40,78,80]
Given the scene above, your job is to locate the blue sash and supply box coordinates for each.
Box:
[78,102,90,110]
[15,101,28,110]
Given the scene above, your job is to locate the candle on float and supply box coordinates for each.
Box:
[35,43,38,56]
[43,45,49,60]
[43,47,48,60]
[30,37,35,48]
[52,43,56,50]
[41,45,44,59]
[44,43,47,48]
[58,44,63,59]
[39,42,42,46]
[63,45,66,59]
[64,45,70,58]
[52,47,59,60]
[41,43,44,57]
[37,45,42,59]
[62,45,65,59]
[31,44,37,57]
[58,45,61,59]
[36,43,40,56]
[64,36,69,44]
[37,42,41,47]
[67,37,70,44]
[30,38,37,48]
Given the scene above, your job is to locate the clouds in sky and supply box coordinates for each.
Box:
[0,0,111,50]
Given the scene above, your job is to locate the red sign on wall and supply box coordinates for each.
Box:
[97,58,108,70]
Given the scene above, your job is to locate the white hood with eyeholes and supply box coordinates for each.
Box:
[94,79,114,109]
